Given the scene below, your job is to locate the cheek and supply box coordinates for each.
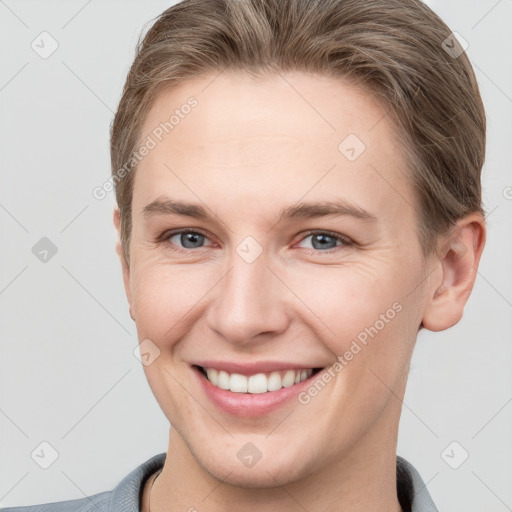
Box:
[130,243,423,358]
[284,263,417,372]
[287,261,402,330]
[130,258,221,349]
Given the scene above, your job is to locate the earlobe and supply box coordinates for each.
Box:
[421,213,486,332]
[113,206,121,231]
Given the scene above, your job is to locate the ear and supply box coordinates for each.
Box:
[421,212,486,332]
[113,207,135,321]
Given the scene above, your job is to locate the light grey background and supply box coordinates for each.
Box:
[1,1,511,510]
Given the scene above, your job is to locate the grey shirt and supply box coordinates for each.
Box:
[1,452,438,512]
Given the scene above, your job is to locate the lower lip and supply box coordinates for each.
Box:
[192,365,323,417]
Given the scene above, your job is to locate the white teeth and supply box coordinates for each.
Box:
[206,368,218,383]
[267,372,282,391]
[230,373,248,393]
[281,369,296,387]
[203,367,314,393]
[217,370,230,390]
[248,373,268,394]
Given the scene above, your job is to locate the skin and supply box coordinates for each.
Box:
[113,71,486,512]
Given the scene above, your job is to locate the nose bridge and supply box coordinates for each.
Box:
[206,245,289,344]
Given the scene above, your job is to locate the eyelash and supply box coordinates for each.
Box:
[157,228,354,255]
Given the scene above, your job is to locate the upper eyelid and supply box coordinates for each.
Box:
[161,229,214,248]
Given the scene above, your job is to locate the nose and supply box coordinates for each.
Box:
[205,249,290,346]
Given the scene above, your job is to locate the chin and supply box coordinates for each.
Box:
[197,446,316,489]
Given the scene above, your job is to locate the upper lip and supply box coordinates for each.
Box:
[193,360,323,376]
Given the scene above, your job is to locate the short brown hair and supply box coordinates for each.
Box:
[110,0,486,266]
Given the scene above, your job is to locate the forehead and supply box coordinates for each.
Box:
[133,71,412,225]
[140,70,399,155]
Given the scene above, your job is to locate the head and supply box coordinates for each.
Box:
[110,0,486,489]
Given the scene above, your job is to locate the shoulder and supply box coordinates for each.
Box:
[1,491,111,512]
[397,455,439,512]
[1,452,166,512]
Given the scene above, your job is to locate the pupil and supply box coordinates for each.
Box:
[312,234,336,250]
[182,232,203,248]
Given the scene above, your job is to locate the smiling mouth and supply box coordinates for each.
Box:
[194,365,323,394]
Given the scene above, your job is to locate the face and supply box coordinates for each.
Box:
[117,71,435,487]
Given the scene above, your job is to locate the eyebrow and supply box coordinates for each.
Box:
[142,196,377,222]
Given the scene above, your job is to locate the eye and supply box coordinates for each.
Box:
[160,229,214,254]
[158,228,353,255]
[296,230,353,253]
